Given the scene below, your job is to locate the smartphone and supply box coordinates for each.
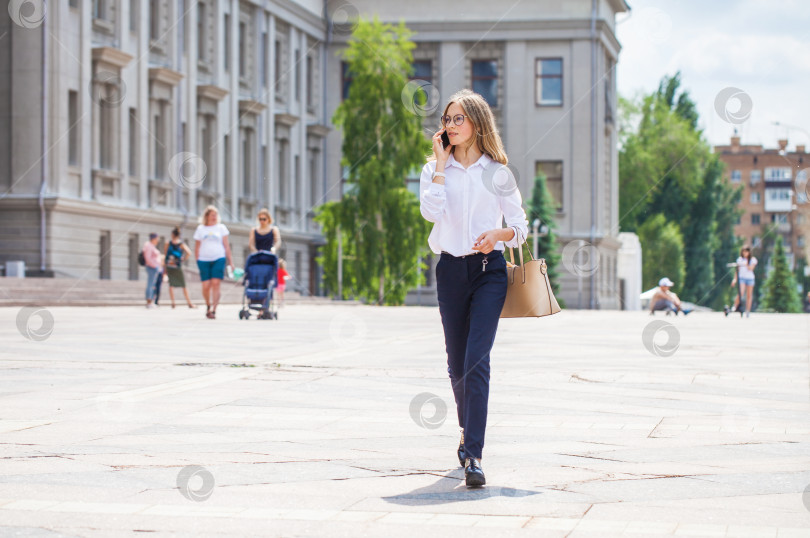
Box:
[441,131,450,149]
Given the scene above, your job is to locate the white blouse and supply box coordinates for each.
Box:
[420,153,528,257]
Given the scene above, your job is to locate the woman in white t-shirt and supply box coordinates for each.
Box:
[193,206,233,319]
[730,246,757,317]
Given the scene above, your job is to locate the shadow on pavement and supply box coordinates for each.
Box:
[382,469,542,506]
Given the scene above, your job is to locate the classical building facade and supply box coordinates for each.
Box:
[715,136,809,270]
[1,0,628,307]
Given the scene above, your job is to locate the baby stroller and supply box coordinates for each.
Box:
[239,250,278,320]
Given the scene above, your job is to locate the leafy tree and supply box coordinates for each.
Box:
[637,213,685,295]
[762,236,802,313]
[708,181,743,310]
[619,72,743,309]
[315,18,431,305]
[525,173,562,302]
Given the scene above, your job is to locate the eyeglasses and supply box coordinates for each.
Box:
[442,114,469,126]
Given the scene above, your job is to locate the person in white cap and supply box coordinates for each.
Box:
[649,277,692,315]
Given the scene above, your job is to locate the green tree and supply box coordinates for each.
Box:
[619,72,742,308]
[315,18,431,305]
[637,213,685,294]
[525,173,562,301]
[762,237,802,313]
[708,181,743,310]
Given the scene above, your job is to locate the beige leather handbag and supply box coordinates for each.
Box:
[500,230,562,318]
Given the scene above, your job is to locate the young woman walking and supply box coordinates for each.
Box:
[420,89,528,487]
[193,206,233,319]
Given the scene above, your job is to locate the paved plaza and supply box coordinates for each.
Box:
[1,304,809,537]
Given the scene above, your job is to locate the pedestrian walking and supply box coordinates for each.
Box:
[730,246,757,318]
[142,233,163,309]
[419,89,528,487]
[164,227,197,309]
[193,206,233,319]
[248,208,282,253]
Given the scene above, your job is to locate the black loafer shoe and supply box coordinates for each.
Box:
[464,457,486,487]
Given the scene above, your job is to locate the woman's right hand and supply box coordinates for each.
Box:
[432,128,451,165]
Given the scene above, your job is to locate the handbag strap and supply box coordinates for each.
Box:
[507,226,535,284]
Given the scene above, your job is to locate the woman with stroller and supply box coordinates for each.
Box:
[164,227,197,309]
[248,208,281,253]
[248,209,281,318]
[194,206,233,319]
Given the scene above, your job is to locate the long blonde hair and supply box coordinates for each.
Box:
[429,89,507,165]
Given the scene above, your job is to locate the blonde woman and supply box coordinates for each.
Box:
[193,206,233,319]
[420,89,528,487]
[248,208,281,253]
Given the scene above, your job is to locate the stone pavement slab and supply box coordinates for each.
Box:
[0,305,809,536]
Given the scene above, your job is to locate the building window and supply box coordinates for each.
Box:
[294,155,300,207]
[750,191,760,204]
[239,22,247,78]
[411,60,432,82]
[224,15,231,72]
[764,167,792,182]
[309,150,319,208]
[130,0,138,31]
[535,58,563,106]
[472,60,498,108]
[241,129,252,197]
[341,61,353,100]
[731,170,741,183]
[99,231,112,280]
[70,0,78,8]
[750,169,761,185]
[306,55,314,109]
[294,50,301,102]
[799,236,806,248]
[99,89,115,170]
[149,0,160,40]
[274,39,283,95]
[93,0,107,20]
[751,213,760,225]
[278,140,288,204]
[224,134,231,193]
[261,32,268,87]
[535,161,563,212]
[771,213,788,224]
[197,2,206,62]
[128,108,137,176]
[68,90,79,166]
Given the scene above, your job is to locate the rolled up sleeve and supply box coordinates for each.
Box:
[500,188,529,249]
[419,162,446,223]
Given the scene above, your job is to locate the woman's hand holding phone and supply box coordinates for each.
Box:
[432,128,452,166]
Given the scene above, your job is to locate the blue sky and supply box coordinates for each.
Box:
[616,0,810,149]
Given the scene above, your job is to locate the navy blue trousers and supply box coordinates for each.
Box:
[436,250,507,460]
